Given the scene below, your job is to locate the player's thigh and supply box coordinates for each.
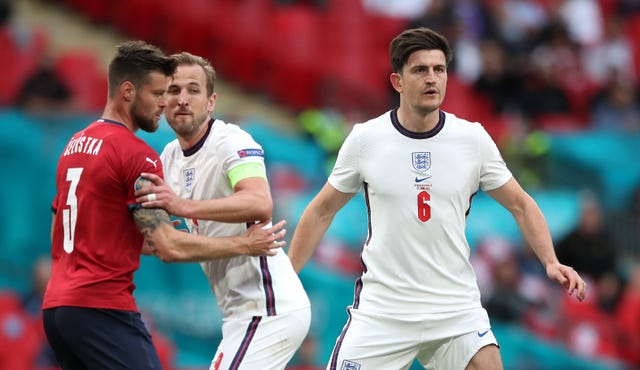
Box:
[43,306,161,370]
[417,329,501,370]
[466,343,502,370]
[211,307,311,370]
[43,308,85,370]
[326,309,419,370]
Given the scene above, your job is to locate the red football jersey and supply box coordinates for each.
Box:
[43,119,163,311]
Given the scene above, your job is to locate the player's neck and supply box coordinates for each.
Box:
[177,118,211,150]
[396,107,440,133]
[101,101,136,132]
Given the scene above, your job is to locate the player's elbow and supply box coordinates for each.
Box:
[253,201,273,221]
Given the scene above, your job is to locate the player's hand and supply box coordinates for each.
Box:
[135,172,184,215]
[546,262,587,301]
[141,240,156,256]
[242,220,286,257]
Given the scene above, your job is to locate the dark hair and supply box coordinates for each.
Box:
[170,52,216,97]
[107,41,177,97]
[389,27,453,73]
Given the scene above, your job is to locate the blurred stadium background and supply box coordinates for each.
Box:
[1,0,639,369]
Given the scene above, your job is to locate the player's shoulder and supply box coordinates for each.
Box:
[350,110,393,136]
[442,111,482,128]
[213,119,260,146]
[442,111,488,135]
[161,137,181,155]
[217,119,254,137]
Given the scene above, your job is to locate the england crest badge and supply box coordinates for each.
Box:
[412,152,431,173]
[183,168,195,193]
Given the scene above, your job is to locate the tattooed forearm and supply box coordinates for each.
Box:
[133,208,172,245]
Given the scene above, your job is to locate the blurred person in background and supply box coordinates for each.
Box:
[0,256,57,369]
[16,58,73,114]
[288,27,587,370]
[590,70,640,133]
[556,191,618,281]
[134,51,310,370]
[614,263,640,367]
[43,41,287,370]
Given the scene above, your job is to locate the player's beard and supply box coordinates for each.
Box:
[132,100,159,133]
[170,109,209,138]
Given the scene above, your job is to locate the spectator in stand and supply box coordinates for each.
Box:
[582,14,635,87]
[472,37,524,114]
[556,191,618,281]
[21,256,58,368]
[556,0,604,47]
[486,0,548,54]
[0,256,58,370]
[16,58,73,114]
[484,245,530,323]
[590,71,640,132]
[524,19,581,120]
[615,263,640,367]
[610,184,640,265]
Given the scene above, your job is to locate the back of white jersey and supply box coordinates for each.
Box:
[329,110,511,319]
[161,119,309,319]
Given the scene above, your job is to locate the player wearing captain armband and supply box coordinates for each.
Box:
[43,41,286,370]
[135,52,310,370]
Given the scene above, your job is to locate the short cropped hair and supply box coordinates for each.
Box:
[389,27,453,73]
[107,41,177,97]
[170,52,217,97]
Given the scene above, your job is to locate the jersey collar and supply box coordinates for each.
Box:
[183,118,215,157]
[390,109,445,139]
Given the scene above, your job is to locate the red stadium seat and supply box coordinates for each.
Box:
[261,5,322,110]
[209,0,273,90]
[626,13,640,80]
[0,27,48,106]
[54,51,107,112]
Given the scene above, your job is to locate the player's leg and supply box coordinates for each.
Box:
[42,308,85,369]
[465,343,503,370]
[326,308,419,370]
[209,307,311,370]
[416,329,502,370]
[43,306,162,370]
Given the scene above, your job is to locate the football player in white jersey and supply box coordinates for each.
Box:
[288,27,587,370]
[135,52,311,370]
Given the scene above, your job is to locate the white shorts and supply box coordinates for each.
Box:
[327,308,498,370]
[209,306,311,370]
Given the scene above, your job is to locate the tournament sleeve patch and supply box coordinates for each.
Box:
[228,162,267,188]
[236,148,264,158]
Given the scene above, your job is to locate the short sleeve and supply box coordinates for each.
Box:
[478,125,511,191]
[328,124,363,193]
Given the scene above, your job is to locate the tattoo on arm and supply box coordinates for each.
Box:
[133,208,172,248]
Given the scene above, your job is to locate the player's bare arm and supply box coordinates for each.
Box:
[487,177,587,301]
[288,182,355,272]
[133,206,286,262]
[135,172,272,222]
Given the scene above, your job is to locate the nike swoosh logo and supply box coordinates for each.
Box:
[478,330,489,337]
[415,176,431,182]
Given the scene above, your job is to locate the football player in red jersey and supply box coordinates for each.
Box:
[43,41,286,370]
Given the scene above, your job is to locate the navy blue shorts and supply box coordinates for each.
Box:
[42,306,162,370]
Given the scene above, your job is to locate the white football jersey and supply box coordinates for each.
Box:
[161,119,310,319]
[329,110,512,319]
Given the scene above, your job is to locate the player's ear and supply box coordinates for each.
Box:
[121,81,136,102]
[390,72,402,93]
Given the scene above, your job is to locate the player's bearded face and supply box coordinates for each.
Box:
[132,98,159,133]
